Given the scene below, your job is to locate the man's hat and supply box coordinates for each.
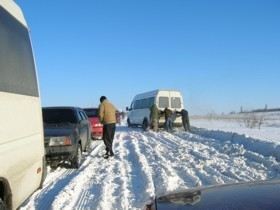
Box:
[100,96,107,103]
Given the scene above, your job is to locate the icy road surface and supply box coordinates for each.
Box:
[20,126,280,210]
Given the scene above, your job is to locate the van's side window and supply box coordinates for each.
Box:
[143,99,148,108]
[159,97,169,108]
[148,97,155,108]
[171,97,181,108]
[0,7,38,97]
[135,100,140,109]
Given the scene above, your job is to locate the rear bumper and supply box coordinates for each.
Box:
[158,118,182,127]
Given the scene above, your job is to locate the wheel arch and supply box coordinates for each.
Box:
[0,177,12,209]
[142,117,149,131]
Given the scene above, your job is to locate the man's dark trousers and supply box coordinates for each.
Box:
[103,123,116,155]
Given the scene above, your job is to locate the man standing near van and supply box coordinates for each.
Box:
[98,96,116,159]
[176,109,190,132]
[150,104,159,132]
[161,107,173,132]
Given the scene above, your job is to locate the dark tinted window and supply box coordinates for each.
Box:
[84,109,98,117]
[148,97,155,108]
[171,97,181,108]
[0,7,38,97]
[43,108,78,124]
[159,97,169,108]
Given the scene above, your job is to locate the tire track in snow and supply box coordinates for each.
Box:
[144,131,205,188]
[146,131,202,187]
[48,140,105,209]
[20,167,76,210]
[113,132,134,210]
[146,131,248,186]
[117,131,156,209]
[134,131,187,194]
[95,131,134,210]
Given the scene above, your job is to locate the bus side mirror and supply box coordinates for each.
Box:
[126,107,129,111]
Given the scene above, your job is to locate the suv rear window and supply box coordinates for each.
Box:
[43,109,77,124]
[83,109,98,117]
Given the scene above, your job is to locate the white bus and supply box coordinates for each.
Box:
[0,0,46,209]
[126,90,184,130]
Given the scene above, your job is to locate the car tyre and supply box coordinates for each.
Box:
[71,144,82,169]
[85,139,91,153]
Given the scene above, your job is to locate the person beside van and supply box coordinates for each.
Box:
[98,96,116,159]
[161,107,173,132]
[150,104,159,132]
[176,109,191,132]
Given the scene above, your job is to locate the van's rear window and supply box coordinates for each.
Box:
[159,97,169,108]
[171,97,181,108]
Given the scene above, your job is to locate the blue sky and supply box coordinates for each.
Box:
[17,0,280,115]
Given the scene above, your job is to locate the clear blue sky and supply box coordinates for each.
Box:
[17,0,280,115]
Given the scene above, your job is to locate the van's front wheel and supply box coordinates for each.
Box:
[143,119,149,131]
[127,118,131,127]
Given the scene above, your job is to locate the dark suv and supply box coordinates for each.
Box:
[42,107,92,169]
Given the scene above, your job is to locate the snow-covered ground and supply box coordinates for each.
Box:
[20,112,280,210]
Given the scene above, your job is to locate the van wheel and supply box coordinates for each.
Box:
[0,198,7,210]
[71,144,82,169]
[143,119,149,131]
[127,118,131,127]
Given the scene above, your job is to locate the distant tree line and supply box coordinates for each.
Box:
[251,108,280,113]
[239,105,280,113]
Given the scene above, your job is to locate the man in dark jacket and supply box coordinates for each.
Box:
[161,107,173,132]
[98,96,116,159]
[149,104,159,132]
[176,109,190,131]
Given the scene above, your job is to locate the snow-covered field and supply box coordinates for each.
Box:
[20,112,280,210]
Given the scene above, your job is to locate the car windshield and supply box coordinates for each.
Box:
[43,108,78,124]
[84,109,99,117]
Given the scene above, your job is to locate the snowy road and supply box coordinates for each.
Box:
[20,126,280,210]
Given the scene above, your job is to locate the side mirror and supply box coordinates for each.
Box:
[126,107,129,111]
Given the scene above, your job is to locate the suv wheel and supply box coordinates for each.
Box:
[71,144,82,168]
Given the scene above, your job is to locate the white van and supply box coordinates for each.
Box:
[126,90,184,130]
[0,1,46,209]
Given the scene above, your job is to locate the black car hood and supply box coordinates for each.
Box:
[44,124,78,136]
[150,179,280,210]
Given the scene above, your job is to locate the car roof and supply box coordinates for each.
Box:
[155,179,280,209]
[42,106,83,111]
[43,106,79,109]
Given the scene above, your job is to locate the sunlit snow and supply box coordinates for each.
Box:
[20,112,280,210]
